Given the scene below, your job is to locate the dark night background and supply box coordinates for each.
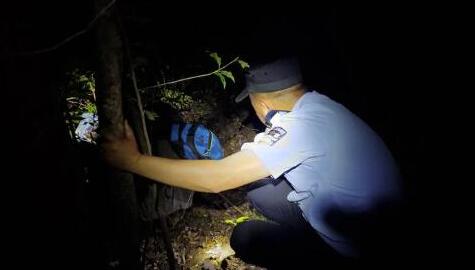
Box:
[2,1,444,269]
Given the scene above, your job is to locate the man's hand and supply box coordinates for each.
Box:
[101,120,142,171]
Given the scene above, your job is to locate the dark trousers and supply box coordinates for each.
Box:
[230,178,346,269]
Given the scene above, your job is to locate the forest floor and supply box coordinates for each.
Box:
[143,188,267,270]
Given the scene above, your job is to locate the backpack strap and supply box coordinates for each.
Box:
[202,130,213,158]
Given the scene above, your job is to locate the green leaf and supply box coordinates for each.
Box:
[215,72,226,89]
[236,216,250,224]
[224,219,236,225]
[220,70,235,83]
[209,52,221,67]
[238,59,250,69]
[84,102,97,114]
[144,110,158,121]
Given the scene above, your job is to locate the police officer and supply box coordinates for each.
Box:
[102,57,404,268]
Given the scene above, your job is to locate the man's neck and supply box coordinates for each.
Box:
[274,91,306,111]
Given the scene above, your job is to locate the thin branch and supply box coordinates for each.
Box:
[217,193,247,216]
[138,57,240,91]
[130,70,152,155]
[15,0,117,56]
[123,23,152,156]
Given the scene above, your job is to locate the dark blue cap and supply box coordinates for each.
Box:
[235,57,302,103]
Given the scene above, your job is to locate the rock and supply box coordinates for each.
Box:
[202,259,217,270]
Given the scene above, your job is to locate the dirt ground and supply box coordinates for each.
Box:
[143,188,267,270]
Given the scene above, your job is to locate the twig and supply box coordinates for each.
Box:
[217,193,246,216]
[138,57,240,91]
[177,192,194,224]
[123,23,152,155]
[181,248,186,265]
[241,124,260,133]
[15,0,117,56]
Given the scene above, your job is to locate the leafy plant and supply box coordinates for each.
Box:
[158,87,194,111]
[137,52,249,125]
[224,216,250,226]
[61,69,98,142]
[209,52,248,89]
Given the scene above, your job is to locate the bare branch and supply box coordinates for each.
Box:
[15,0,117,56]
[123,27,152,155]
[138,57,240,91]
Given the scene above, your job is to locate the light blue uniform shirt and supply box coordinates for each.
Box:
[241,91,402,257]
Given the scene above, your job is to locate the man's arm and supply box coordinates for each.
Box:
[129,150,269,193]
[102,121,270,193]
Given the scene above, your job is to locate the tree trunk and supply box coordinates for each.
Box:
[94,1,140,269]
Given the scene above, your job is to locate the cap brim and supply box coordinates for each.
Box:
[234,88,249,103]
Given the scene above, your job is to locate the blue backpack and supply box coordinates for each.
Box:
[170,123,224,160]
